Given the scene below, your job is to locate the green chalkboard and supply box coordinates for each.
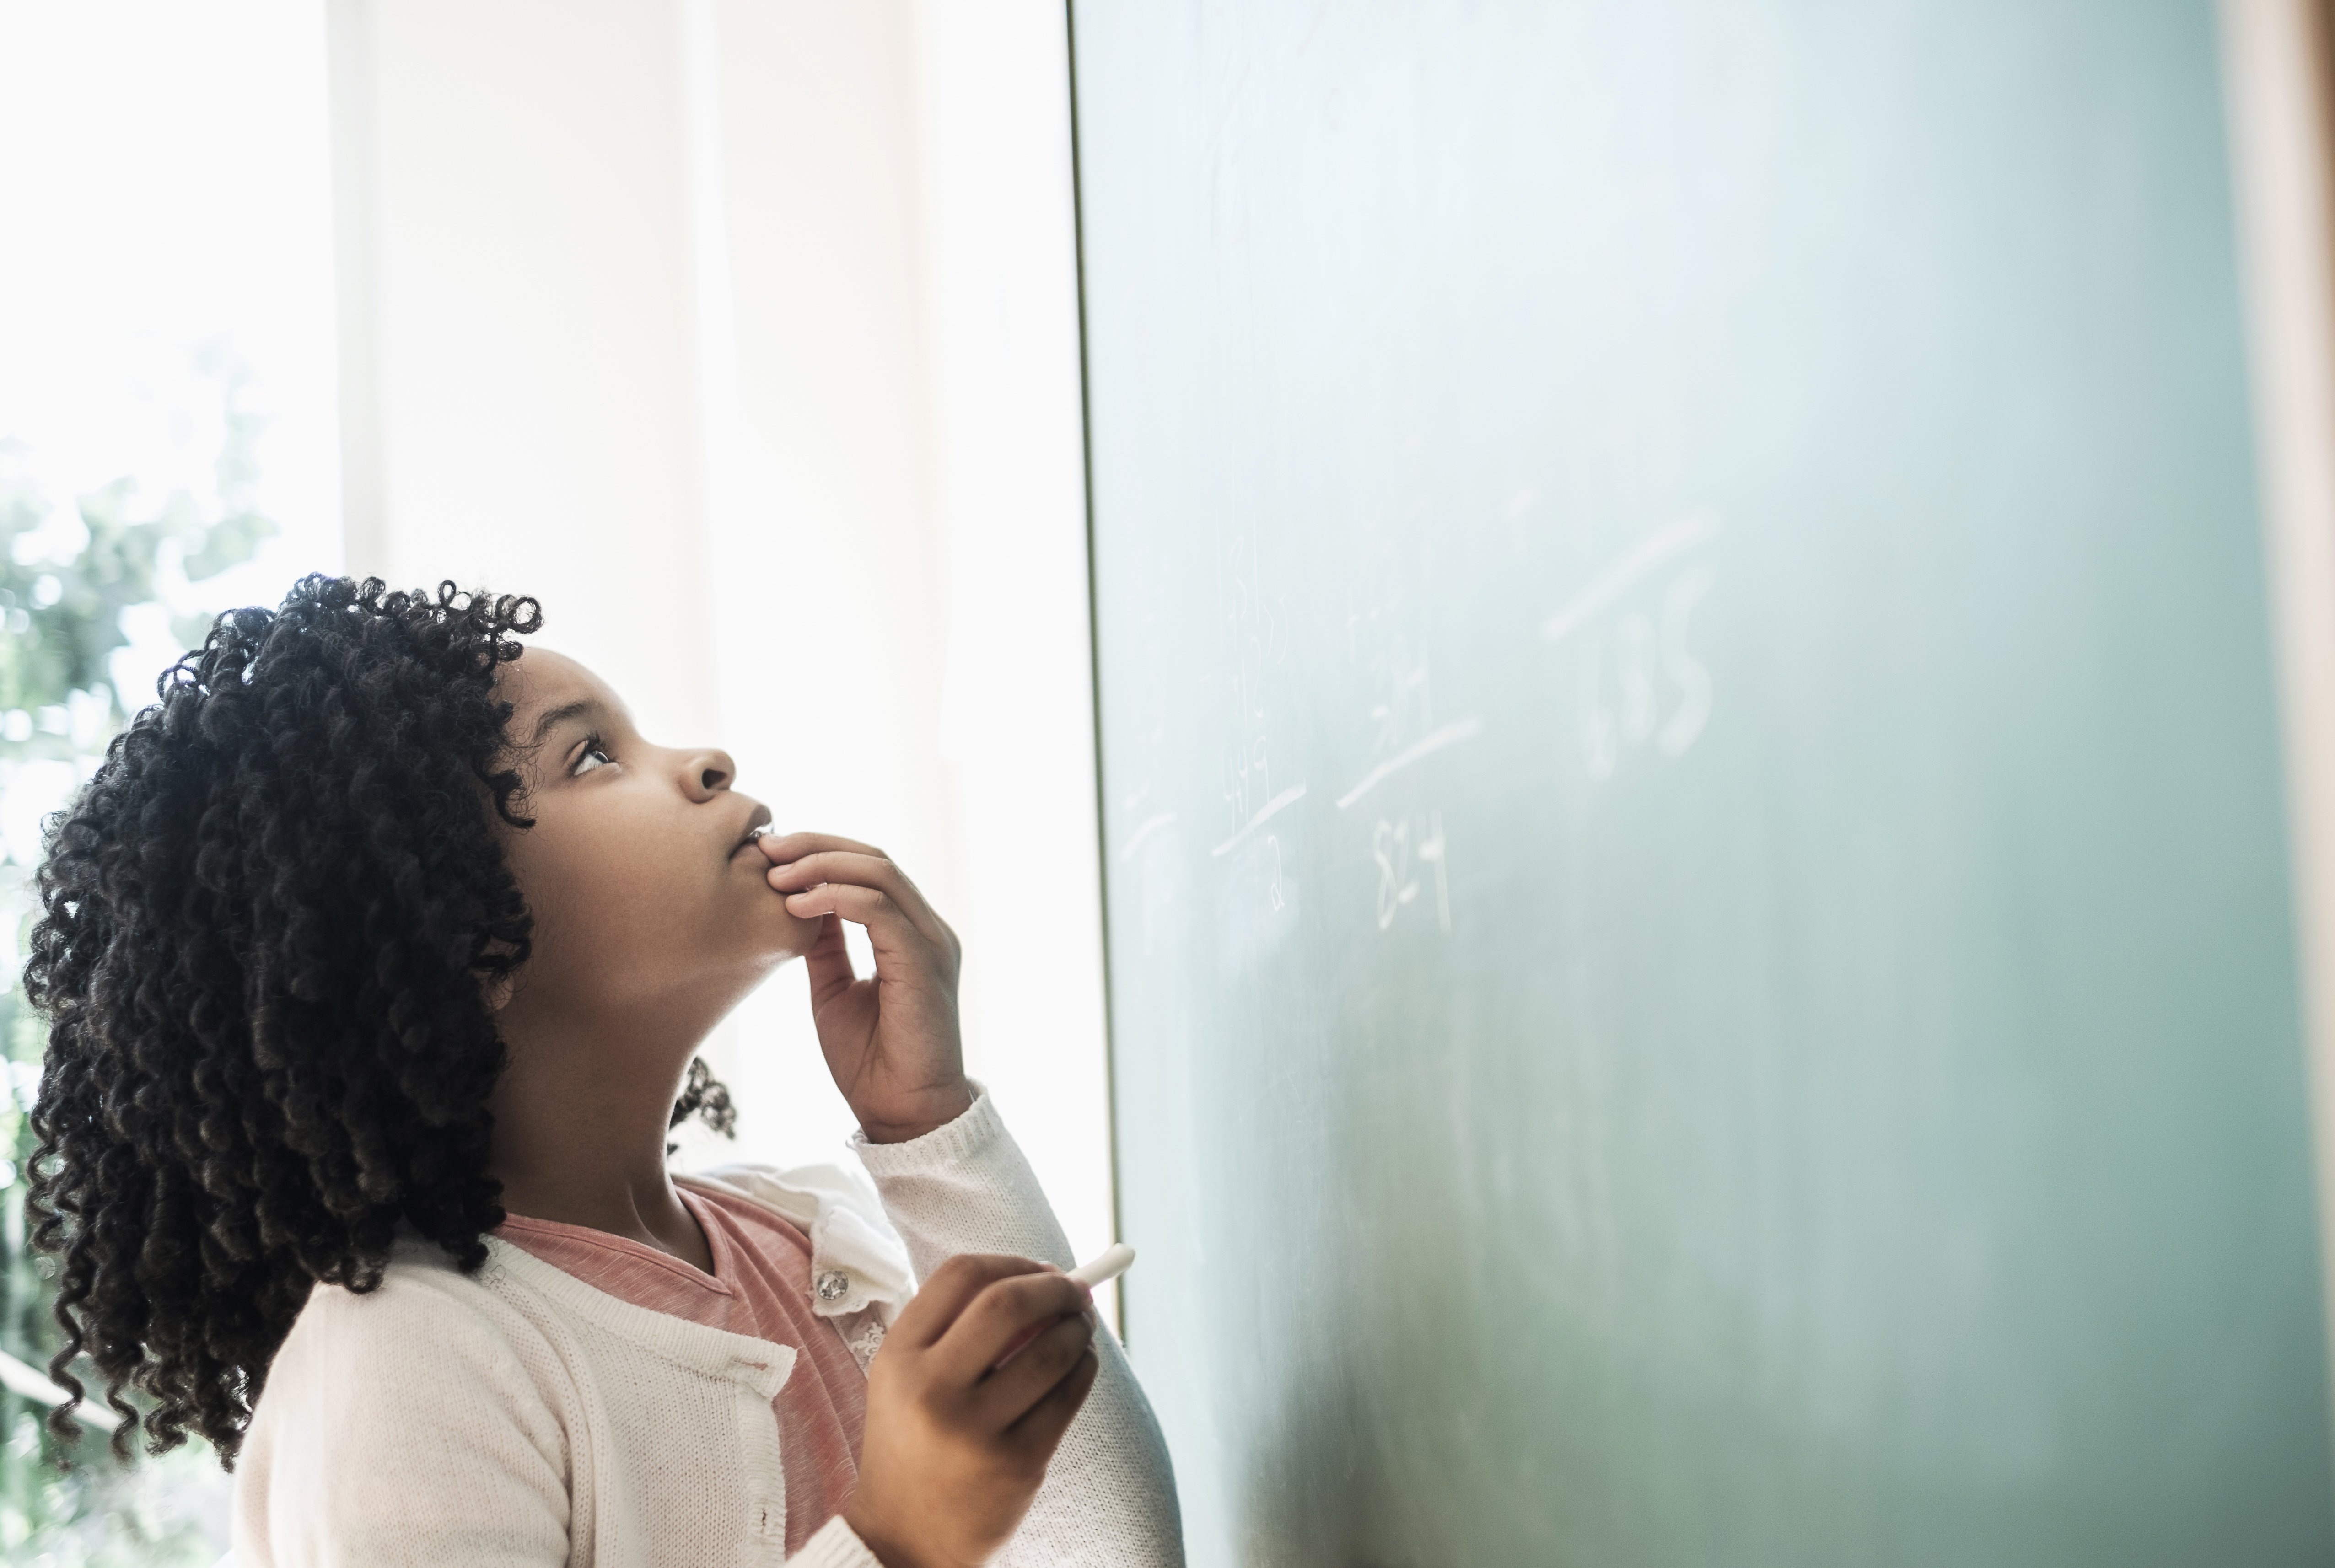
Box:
[1071,3,2335,1564]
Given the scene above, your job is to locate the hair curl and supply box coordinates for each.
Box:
[22,575,726,1463]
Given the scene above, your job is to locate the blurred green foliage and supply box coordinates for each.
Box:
[0,345,275,1564]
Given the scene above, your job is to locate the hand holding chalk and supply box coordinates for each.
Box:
[991,1246,1134,1374]
[848,1254,1098,1568]
[1068,1242,1135,1289]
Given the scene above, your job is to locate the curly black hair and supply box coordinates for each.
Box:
[22,575,729,1463]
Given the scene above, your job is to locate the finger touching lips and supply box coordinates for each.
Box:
[757,829,887,865]
[732,811,776,860]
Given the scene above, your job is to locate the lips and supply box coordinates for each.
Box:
[732,804,775,858]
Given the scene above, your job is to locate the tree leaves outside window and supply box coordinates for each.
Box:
[1,344,277,1566]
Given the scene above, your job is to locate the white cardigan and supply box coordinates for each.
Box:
[232,1090,1182,1567]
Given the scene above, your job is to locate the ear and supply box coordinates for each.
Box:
[477,934,525,1014]
[483,969,518,1014]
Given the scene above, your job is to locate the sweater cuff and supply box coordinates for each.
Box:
[849,1080,1004,1176]
[788,1514,885,1568]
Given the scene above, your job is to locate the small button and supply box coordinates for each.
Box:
[816,1269,851,1302]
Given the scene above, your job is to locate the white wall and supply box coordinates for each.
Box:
[328,0,1116,1283]
[334,0,716,734]
[906,0,1115,1295]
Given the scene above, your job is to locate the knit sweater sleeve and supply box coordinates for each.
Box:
[233,1265,572,1567]
[852,1088,1184,1568]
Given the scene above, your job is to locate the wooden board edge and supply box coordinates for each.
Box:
[2220,0,2335,1446]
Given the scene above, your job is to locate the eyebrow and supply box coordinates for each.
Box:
[528,699,599,745]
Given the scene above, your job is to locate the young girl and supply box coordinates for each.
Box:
[23,576,1180,1567]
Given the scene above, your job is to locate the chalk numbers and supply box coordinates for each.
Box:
[1225,732,1272,834]
[1372,810,1451,934]
[1578,564,1714,780]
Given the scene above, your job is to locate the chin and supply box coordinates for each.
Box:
[725,859,821,958]
[754,901,824,960]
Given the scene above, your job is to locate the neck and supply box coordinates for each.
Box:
[484,990,722,1272]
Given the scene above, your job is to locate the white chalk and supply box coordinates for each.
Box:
[1067,1242,1135,1289]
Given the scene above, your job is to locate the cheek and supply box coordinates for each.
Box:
[506,830,680,964]
[523,865,646,971]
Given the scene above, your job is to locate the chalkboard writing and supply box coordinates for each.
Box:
[1073,3,2335,1564]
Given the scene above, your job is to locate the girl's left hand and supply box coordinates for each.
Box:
[758,832,974,1144]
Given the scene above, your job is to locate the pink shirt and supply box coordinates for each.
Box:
[495,1185,869,1553]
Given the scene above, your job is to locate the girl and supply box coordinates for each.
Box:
[23,576,1179,1567]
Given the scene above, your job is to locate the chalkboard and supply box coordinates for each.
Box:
[1070,3,2335,1564]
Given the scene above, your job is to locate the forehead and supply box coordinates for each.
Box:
[496,647,624,725]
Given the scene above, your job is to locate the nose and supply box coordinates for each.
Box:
[679,746,737,802]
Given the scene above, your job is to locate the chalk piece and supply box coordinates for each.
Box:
[1068,1242,1136,1289]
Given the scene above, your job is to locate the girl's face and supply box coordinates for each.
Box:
[487,646,818,1031]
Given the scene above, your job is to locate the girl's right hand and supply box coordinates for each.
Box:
[758,831,974,1144]
[845,1254,1101,1568]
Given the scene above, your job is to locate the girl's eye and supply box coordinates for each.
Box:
[573,740,614,776]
